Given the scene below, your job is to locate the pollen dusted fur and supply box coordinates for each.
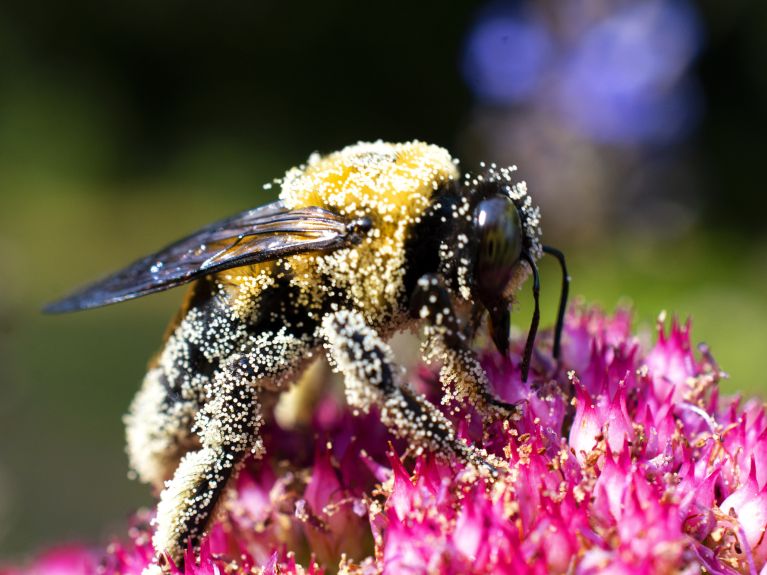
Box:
[47,140,566,570]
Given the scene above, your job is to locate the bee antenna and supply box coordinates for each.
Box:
[542,245,570,360]
[521,252,540,383]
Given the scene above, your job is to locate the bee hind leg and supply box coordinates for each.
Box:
[321,309,502,478]
[151,360,264,570]
[410,273,521,421]
[125,367,202,492]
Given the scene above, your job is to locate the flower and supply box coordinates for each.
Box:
[4,304,767,574]
[462,0,703,144]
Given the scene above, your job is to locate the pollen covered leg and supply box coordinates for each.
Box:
[410,273,520,420]
[152,364,264,568]
[125,368,201,490]
[321,309,501,476]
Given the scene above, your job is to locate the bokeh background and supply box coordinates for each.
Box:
[2,0,766,561]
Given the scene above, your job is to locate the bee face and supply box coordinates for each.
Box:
[472,194,524,355]
[422,165,544,357]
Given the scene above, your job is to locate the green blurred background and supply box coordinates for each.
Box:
[1,0,766,561]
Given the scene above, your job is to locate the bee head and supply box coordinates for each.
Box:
[405,162,552,371]
[464,168,542,357]
[472,194,520,355]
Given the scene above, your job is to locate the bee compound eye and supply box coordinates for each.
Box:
[474,195,523,299]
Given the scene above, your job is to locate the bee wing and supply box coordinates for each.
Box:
[45,200,357,313]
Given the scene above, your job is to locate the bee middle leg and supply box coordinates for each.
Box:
[410,273,520,419]
[321,309,501,476]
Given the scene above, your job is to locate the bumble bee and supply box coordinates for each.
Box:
[46,141,569,568]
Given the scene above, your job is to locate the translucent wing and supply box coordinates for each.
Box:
[45,200,362,313]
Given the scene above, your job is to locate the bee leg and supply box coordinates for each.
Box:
[125,367,202,492]
[152,361,264,569]
[321,310,503,478]
[410,273,520,420]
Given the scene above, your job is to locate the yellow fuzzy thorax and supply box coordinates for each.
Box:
[275,140,458,325]
[279,140,457,219]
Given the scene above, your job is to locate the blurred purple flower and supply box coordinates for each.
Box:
[559,0,703,143]
[462,0,703,144]
[5,304,767,574]
[462,5,553,104]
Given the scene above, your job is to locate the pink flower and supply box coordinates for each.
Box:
[569,376,604,460]
[6,304,767,574]
[721,461,767,569]
[301,442,369,563]
[646,316,699,403]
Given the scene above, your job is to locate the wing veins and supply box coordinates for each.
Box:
[44,201,358,313]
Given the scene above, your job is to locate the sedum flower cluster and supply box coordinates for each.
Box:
[4,306,767,574]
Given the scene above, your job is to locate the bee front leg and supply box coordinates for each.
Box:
[321,310,502,477]
[410,274,520,420]
[152,361,264,570]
